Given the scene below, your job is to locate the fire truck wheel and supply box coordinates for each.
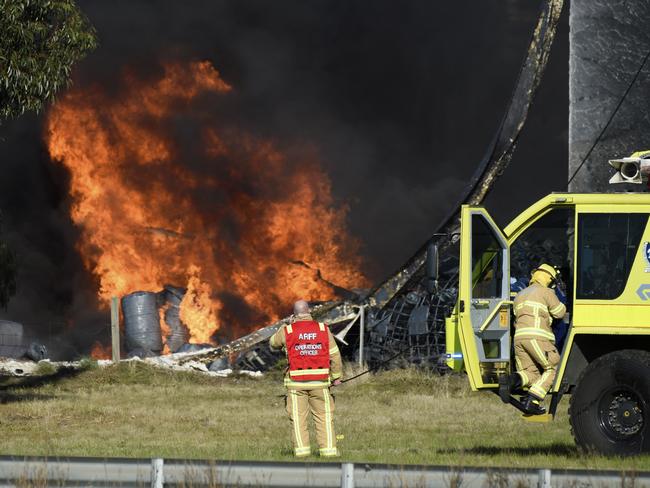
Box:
[569,350,650,456]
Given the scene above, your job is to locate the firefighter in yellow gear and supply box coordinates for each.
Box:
[269,300,343,458]
[512,263,567,415]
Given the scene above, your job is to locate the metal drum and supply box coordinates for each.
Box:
[161,285,188,353]
[122,291,163,353]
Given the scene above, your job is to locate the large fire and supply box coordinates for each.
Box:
[46,60,367,349]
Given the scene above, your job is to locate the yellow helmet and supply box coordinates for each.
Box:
[530,263,560,288]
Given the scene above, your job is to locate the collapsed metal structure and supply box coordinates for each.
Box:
[174,0,565,371]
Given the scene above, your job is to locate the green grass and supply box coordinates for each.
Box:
[0,362,649,470]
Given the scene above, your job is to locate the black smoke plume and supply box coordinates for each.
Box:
[0,1,568,358]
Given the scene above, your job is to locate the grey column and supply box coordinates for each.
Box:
[569,0,650,192]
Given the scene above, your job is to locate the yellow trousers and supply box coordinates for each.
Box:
[286,388,338,457]
[514,338,560,401]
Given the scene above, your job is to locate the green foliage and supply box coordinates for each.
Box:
[0,0,97,119]
[0,1,95,306]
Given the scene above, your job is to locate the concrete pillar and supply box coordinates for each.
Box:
[569,0,650,192]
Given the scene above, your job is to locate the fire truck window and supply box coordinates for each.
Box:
[510,207,574,299]
[577,213,648,300]
[471,214,503,299]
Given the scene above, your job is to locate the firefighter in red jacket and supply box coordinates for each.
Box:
[269,300,343,458]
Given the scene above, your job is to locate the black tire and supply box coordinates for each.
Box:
[569,350,650,456]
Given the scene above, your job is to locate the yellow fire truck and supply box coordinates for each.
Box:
[444,192,650,455]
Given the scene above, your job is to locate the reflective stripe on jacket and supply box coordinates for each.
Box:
[513,283,566,342]
[286,320,330,381]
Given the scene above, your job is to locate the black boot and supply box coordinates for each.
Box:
[498,374,510,403]
[521,394,546,415]
[499,373,524,403]
[510,373,528,395]
[510,373,522,391]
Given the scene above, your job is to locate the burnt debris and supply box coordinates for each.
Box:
[0,320,49,362]
[362,255,458,370]
[175,0,564,373]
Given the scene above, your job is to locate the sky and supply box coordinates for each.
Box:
[0,1,569,354]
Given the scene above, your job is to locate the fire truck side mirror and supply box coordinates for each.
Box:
[426,242,439,294]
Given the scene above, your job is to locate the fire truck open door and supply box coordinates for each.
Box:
[458,205,512,389]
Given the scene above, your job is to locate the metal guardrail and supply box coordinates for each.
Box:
[0,456,648,487]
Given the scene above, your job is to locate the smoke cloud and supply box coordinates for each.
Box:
[0,1,568,357]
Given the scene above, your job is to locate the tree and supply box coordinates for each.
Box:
[0,0,97,119]
[0,0,97,307]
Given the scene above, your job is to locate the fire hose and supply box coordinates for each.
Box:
[339,347,411,384]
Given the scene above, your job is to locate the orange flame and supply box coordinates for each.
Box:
[90,341,111,360]
[46,60,367,347]
[158,305,172,355]
[179,265,221,344]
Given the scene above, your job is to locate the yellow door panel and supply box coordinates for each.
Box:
[457,205,511,390]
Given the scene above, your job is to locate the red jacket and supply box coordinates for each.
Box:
[285,320,330,381]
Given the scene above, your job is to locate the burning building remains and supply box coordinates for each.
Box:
[0,1,567,370]
[173,0,564,372]
[41,59,367,365]
[120,288,239,370]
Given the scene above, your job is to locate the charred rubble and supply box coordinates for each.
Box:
[0,320,49,362]
[171,248,459,374]
[173,209,569,375]
[0,0,564,374]
[121,286,282,371]
[356,253,458,371]
[175,0,564,373]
